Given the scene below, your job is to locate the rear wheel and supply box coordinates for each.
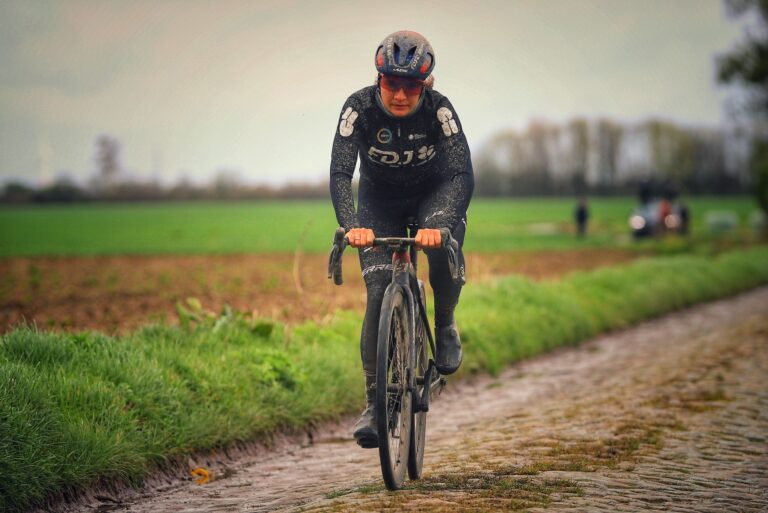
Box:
[376,284,413,490]
[408,281,428,479]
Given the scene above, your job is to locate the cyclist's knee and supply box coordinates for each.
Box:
[363,272,389,298]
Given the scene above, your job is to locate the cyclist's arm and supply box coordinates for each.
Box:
[422,96,474,230]
[330,97,363,231]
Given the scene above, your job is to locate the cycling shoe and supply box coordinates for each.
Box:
[435,322,463,375]
[352,404,378,448]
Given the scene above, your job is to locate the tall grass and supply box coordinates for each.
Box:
[2,246,768,511]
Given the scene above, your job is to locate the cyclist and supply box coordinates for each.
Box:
[329,30,474,448]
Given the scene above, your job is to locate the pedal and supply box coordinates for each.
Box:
[414,361,437,413]
[437,376,447,395]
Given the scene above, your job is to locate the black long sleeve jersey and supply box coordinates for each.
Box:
[329,85,474,231]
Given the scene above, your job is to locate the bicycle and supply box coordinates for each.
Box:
[327,221,464,490]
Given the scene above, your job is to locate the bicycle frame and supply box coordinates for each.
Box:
[327,223,460,488]
[327,224,461,388]
[377,237,442,406]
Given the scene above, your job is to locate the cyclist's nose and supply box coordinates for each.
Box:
[394,87,408,99]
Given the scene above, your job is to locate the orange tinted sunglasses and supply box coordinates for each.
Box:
[379,75,425,95]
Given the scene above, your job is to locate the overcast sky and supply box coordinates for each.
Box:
[0,0,744,187]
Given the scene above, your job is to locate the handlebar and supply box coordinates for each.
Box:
[327,227,465,286]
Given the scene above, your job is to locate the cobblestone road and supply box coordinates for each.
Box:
[82,288,768,513]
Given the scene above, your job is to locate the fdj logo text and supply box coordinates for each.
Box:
[367,145,436,166]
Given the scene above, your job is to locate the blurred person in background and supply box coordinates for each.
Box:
[679,201,690,235]
[329,30,474,448]
[575,196,589,237]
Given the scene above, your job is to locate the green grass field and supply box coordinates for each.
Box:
[0,196,761,256]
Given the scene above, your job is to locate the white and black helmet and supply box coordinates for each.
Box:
[375,30,435,80]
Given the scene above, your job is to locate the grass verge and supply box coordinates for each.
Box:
[2,245,768,511]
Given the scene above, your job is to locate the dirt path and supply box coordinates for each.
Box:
[0,249,636,333]
[70,287,768,513]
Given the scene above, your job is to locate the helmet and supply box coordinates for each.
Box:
[374,30,435,80]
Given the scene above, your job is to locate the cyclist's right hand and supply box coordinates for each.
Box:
[346,228,375,248]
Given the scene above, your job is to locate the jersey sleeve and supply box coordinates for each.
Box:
[422,96,474,230]
[329,96,363,230]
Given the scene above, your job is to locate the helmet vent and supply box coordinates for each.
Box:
[406,47,416,66]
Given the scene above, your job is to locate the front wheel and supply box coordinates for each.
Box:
[376,284,413,490]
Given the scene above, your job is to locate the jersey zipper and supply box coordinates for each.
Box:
[397,121,403,167]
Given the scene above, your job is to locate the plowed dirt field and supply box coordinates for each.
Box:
[0,249,636,333]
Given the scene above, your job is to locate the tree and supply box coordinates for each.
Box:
[33,176,88,203]
[591,119,623,192]
[717,0,768,222]
[213,169,241,198]
[718,0,768,116]
[647,119,696,190]
[753,140,768,215]
[93,135,122,190]
[566,118,589,194]
[1,181,34,204]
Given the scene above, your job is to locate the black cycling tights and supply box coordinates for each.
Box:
[356,181,466,383]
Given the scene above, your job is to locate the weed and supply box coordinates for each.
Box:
[324,489,351,500]
[105,271,119,291]
[261,276,279,292]
[81,275,100,288]
[27,264,41,291]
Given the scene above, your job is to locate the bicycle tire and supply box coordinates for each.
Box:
[376,283,414,490]
[408,280,429,479]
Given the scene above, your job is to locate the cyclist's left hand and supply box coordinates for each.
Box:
[415,228,442,249]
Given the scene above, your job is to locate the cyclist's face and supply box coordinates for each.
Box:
[379,75,423,117]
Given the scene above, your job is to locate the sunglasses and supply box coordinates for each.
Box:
[379,75,424,95]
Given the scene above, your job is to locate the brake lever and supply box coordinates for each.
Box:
[439,228,466,286]
[327,227,347,285]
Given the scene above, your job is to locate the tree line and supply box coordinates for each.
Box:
[1,120,764,205]
[472,117,759,197]
[3,117,760,205]
[1,135,328,204]
[0,175,330,204]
